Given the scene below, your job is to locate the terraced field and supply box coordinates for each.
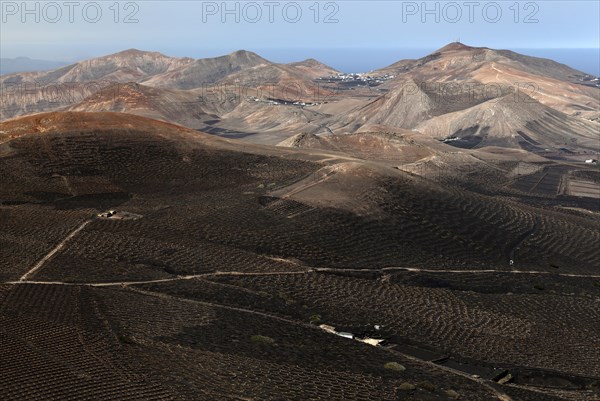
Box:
[1,113,599,400]
[0,205,94,281]
[206,271,600,379]
[510,166,568,197]
[567,178,600,198]
[3,124,598,280]
[0,284,175,400]
[1,281,513,400]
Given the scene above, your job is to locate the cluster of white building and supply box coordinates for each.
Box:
[318,73,395,84]
[247,96,319,107]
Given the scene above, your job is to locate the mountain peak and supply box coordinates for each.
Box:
[291,58,324,67]
[437,42,479,52]
[113,48,152,56]
[288,58,338,72]
[219,50,269,68]
[228,49,264,60]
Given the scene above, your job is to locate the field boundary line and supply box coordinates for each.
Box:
[314,266,600,279]
[125,286,515,401]
[19,219,92,282]
[8,270,310,286]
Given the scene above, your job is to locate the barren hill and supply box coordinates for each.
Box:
[287,58,339,78]
[278,130,436,164]
[375,42,599,119]
[0,49,335,122]
[379,42,598,87]
[415,94,600,151]
[141,50,270,89]
[66,83,214,130]
[0,49,193,86]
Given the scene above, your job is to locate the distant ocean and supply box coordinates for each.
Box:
[516,48,600,76]
[261,48,600,76]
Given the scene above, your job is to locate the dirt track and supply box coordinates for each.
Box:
[19,219,93,282]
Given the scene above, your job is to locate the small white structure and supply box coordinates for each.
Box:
[337,332,354,339]
[359,337,384,346]
[97,210,142,221]
[319,324,336,334]
[585,159,598,164]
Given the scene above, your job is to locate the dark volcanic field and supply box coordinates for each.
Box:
[1,114,599,400]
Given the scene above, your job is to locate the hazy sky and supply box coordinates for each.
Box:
[1,1,599,68]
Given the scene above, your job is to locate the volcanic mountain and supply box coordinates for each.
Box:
[316,43,600,153]
[0,49,193,86]
[414,93,600,151]
[65,82,215,130]
[0,49,193,120]
[287,58,339,78]
[2,43,599,153]
[377,42,597,87]
[140,50,270,89]
[0,49,336,122]
[374,42,599,118]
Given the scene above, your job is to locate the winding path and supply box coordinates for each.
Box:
[8,270,310,287]
[8,264,600,287]
[314,266,600,279]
